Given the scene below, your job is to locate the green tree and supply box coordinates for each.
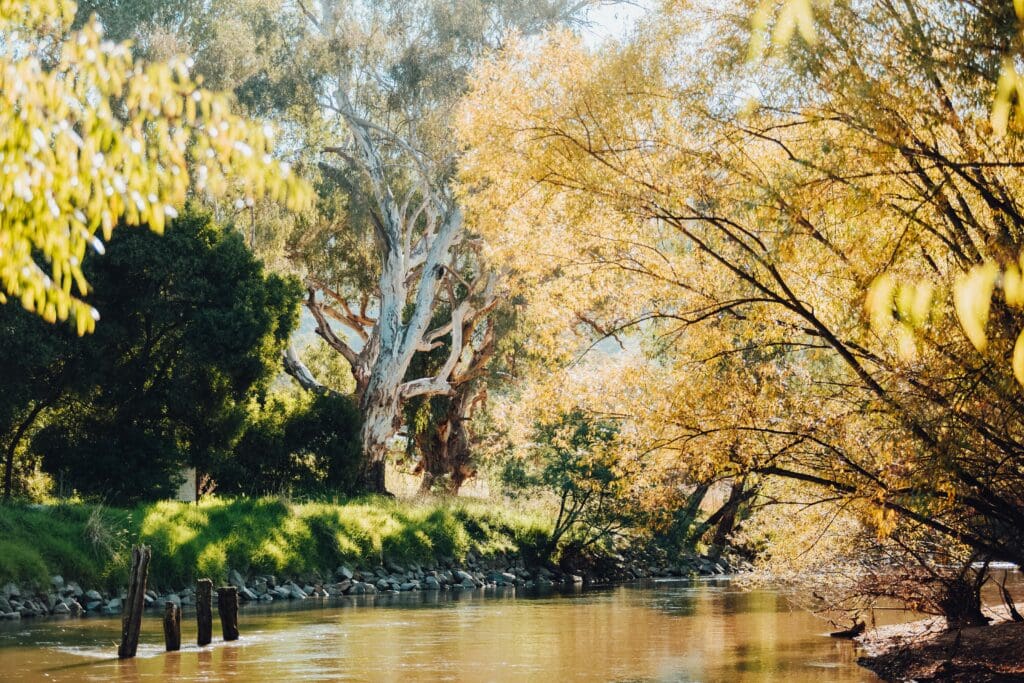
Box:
[1,208,300,502]
[0,0,307,330]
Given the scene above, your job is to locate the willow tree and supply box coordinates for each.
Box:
[458,0,1024,589]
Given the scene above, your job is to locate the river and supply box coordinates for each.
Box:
[0,579,881,682]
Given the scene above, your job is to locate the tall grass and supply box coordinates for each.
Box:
[0,497,551,590]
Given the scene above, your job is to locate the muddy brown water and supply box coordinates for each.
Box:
[0,579,883,682]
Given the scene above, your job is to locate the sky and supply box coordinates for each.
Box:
[583,1,652,45]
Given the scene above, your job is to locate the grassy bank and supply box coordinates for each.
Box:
[0,497,550,590]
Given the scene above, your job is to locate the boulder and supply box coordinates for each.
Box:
[85,590,102,602]
[85,601,102,611]
[239,587,258,602]
[2,583,19,599]
[229,570,247,590]
[336,566,354,581]
[66,582,83,598]
[423,576,441,591]
[349,582,368,595]
[258,593,273,602]
[335,580,352,593]
[254,578,268,595]
[302,584,316,595]
[51,575,64,590]
[273,586,292,600]
[106,597,123,611]
[165,594,182,608]
[0,596,10,613]
[52,602,70,615]
[286,584,307,600]
[399,582,419,591]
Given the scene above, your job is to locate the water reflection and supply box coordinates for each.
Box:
[0,580,879,682]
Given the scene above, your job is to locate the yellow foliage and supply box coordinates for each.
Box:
[0,0,309,331]
[952,263,998,353]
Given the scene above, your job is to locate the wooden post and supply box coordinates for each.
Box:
[117,545,151,659]
[163,602,181,651]
[216,586,239,641]
[197,578,213,646]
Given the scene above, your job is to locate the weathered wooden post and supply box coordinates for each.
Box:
[197,578,213,646]
[216,586,239,641]
[163,602,181,651]
[117,545,151,659]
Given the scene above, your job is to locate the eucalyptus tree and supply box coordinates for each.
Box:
[84,0,610,492]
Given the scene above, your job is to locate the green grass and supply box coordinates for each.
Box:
[0,497,551,590]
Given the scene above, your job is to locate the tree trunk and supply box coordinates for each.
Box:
[708,479,749,562]
[414,389,477,495]
[358,380,403,494]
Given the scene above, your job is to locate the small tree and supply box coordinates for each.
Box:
[502,409,635,563]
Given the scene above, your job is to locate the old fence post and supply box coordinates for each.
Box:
[216,586,239,641]
[163,601,181,651]
[117,545,151,659]
[197,578,213,646]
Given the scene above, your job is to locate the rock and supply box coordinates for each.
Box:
[455,570,474,583]
[3,583,19,599]
[386,561,405,574]
[399,582,419,591]
[0,611,20,620]
[254,578,268,595]
[66,582,83,598]
[302,584,315,595]
[180,595,194,606]
[165,594,181,608]
[106,597,123,610]
[423,576,441,591]
[258,593,273,602]
[0,597,10,613]
[52,602,70,615]
[375,579,389,591]
[143,593,154,606]
[336,566,354,580]
[85,601,102,611]
[460,578,477,590]
[239,587,258,601]
[85,590,102,602]
[335,580,352,593]
[51,575,64,590]
[273,586,292,599]
[229,569,247,590]
[349,582,368,595]
[287,584,307,600]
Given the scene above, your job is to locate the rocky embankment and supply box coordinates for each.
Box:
[0,548,742,620]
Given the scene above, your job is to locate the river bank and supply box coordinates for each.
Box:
[0,497,737,620]
[856,603,1024,681]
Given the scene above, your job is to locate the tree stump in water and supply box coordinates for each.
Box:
[163,602,181,651]
[217,586,239,641]
[197,579,213,646]
[117,545,151,659]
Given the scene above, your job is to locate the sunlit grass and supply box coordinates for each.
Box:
[0,496,552,590]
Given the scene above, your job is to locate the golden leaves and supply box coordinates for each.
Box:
[952,262,998,352]
[0,3,310,333]
[749,0,818,61]
[866,275,934,361]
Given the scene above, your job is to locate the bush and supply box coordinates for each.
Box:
[213,390,363,497]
